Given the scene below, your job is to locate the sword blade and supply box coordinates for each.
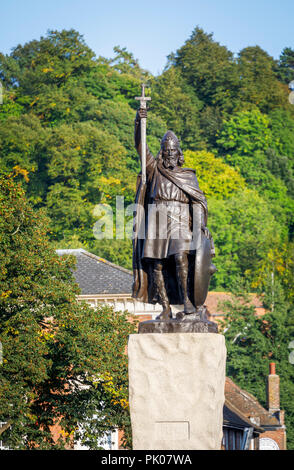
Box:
[135,84,151,186]
[140,117,147,185]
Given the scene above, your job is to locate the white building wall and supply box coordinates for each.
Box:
[77,295,183,320]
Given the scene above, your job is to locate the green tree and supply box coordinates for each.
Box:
[217,109,294,231]
[269,108,294,168]
[236,46,287,113]
[151,66,204,150]
[0,172,136,449]
[1,26,293,286]
[0,29,95,94]
[91,239,133,271]
[172,26,239,113]
[0,89,24,122]
[184,150,246,199]
[220,284,294,449]
[0,30,165,250]
[109,46,151,81]
[276,47,294,85]
[217,109,273,164]
[208,189,283,290]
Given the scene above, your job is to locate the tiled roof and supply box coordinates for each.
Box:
[223,401,264,433]
[56,249,133,295]
[206,291,266,318]
[225,377,280,427]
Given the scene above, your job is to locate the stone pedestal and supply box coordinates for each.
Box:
[128,333,226,450]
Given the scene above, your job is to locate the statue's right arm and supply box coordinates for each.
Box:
[134,109,156,174]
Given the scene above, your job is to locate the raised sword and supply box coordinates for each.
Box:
[135,84,151,185]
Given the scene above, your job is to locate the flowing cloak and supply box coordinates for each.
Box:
[132,148,212,305]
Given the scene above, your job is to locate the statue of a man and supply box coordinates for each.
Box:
[132,106,215,321]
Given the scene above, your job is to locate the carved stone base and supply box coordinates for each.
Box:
[128,332,227,449]
[138,318,218,334]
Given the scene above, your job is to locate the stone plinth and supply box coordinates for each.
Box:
[138,319,218,334]
[128,333,226,450]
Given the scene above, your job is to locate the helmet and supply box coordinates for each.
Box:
[161,131,180,149]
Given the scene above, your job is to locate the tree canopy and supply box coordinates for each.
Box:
[0,172,136,449]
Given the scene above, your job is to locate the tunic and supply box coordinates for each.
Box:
[143,149,194,259]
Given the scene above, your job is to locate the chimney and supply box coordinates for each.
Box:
[267,362,280,413]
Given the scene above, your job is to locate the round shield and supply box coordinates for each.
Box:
[194,232,216,307]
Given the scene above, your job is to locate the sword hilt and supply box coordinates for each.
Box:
[135,83,151,109]
[135,84,151,185]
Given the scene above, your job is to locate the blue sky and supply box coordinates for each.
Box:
[0,0,293,75]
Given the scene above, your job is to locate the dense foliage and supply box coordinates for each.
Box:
[0,28,293,279]
[219,283,294,448]
[0,27,294,448]
[0,172,136,449]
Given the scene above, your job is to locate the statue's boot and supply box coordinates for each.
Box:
[154,267,172,321]
[175,253,196,314]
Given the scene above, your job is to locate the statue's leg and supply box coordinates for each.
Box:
[174,252,196,314]
[153,260,172,320]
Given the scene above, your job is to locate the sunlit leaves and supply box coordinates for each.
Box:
[184,150,246,199]
[0,174,136,449]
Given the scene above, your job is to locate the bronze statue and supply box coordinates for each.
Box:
[132,85,216,323]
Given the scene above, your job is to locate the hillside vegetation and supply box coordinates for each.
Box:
[1,28,293,295]
[1,26,294,449]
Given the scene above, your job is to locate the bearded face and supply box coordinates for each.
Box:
[162,140,179,169]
